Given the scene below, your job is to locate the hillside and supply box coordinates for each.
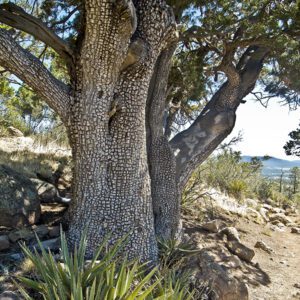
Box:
[242,156,300,178]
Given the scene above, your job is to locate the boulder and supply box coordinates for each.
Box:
[8,228,34,243]
[32,237,60,252]
[0,235,10,251]
[0,165,40,227]
[32,224,49,238]
[31,178,59,203]
[226,241,255,262]
[254,241,273,254]
[259,207,269,222]
[48,226,60,238]
[202,219,225,233]
[269,213,292,225]
[197,250,249,300]
[220,227,240,242]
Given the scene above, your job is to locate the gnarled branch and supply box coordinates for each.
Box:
[170,46,269,189]
[0,2,74,74]
[0,29,71,123]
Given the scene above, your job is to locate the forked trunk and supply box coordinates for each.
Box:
[66,64,159,261]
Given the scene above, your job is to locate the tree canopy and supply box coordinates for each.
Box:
[0,0,300,137]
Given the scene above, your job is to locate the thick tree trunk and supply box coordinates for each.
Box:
[146,45,181,240]
[66,67,159,261]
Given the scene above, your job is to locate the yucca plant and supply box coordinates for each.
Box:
[16,230,194,300]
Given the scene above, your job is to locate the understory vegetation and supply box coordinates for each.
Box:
[16,231,209,300]
[184,149,300,208]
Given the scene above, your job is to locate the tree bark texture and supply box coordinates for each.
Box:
[0,0,270,263]
[64,0,177,261]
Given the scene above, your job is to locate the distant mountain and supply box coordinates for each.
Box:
[241,156,300,178]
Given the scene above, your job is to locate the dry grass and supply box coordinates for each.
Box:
[0,149,72,179]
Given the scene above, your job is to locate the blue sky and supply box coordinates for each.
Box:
[227,97,299,160]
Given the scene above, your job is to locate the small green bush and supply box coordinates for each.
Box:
[228,179,247,200]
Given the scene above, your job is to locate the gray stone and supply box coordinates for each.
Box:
[32,224,49,238]
[221,227,240,242]
[8,228,34,243]
[202,219,225,233]
[0,235,10,251]
[269,213,292,225]
[0,165,40,227]
[48,226,60,238]
[197,250,249,300]
[31,178,59,203]
[226,240,255,262]
[0,291,20,300]
[254,241,273,254]
[32,238,60,252]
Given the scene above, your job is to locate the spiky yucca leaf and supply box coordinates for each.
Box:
[17,230,194,300]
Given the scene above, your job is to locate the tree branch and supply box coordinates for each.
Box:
[170,46,269,189]
[0,29,71,123]
[0,3,74,74]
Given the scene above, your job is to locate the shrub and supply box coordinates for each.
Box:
[227,179,247,200]
[16,231,194,300]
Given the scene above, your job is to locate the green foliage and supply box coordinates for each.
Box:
[193,149,263,200]
[284,124,300,157]
[17,232,194,300]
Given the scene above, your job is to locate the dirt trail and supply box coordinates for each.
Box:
[236,219,300,300]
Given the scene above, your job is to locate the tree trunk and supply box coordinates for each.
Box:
[146,45,181,240]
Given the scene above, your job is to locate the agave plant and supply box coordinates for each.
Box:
[16,230,194,300]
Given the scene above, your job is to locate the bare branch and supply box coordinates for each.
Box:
[0,3,74,73]
[0,29,71,123]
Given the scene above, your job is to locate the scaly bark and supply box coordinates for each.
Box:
[66,0,177,261]
[146,45,181,240]
[0,28,70,123]
[170,46,269,189]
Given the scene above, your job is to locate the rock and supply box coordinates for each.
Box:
[197,250,249,300]
[262,203,273,211]
[245,208,264,224]
[226,241,255,262]
[48,226,60,238]
[7,126,23,137]
[32,224,49,238]
[220,227,240,242]
[291,227,300,234]
[254,241,273,254]
[259,207,269,222]
[31,178,60,203]
[0,291,20,300]
[271,207,285,214]
[222,255,242,268]
[294,283,300,289]
[202,219,225,233]
[32,238,60,252]
[269,213,292,225]
[0,165,40,227]
[0,235,10,251]
[8,228,34,243]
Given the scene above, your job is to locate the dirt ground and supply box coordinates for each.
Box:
[237,218,300,300]
[183,205,300,300]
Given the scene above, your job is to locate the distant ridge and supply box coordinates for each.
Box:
[241,156,300,178]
